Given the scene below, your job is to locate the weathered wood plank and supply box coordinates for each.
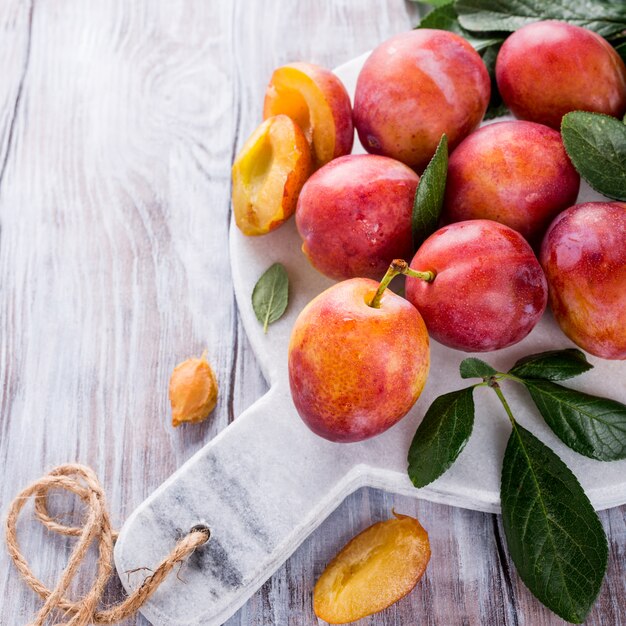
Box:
[0,0,32,179]
[0,1,623,625]
[0,0,262,622]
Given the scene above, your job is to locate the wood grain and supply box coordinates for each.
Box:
[0,1,623,625]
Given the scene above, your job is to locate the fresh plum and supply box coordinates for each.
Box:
[353,29,490,172]
[296,154,419,280]
[443,121,580,242]
[405,220,548,352]
[496,21,626,129]
[540,202,626,360]
[288,276,429,443]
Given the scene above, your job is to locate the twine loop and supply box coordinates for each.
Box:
[5,464,210,625]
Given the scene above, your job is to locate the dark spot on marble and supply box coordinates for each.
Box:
[187,535,244,594]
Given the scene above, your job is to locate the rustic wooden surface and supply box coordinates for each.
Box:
[0,1,624,624]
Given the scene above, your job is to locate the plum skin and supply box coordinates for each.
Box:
[406,220,548,352]
[296,154,419,281]
[443,121,580,242]
[353,29,490,172]
[496,20,626,129]
[540,202,626,360]
[288,278,430,443]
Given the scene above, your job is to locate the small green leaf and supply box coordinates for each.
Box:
[561,111,626,201]
[483,101,510,120]
[456,0,626,38]
[412,134,448,250]
[480,44,509,120]
[251,263,289,333]
[417,3,503,51]
[459,358,497,379]
[522,379,626,461]
[409,0,454,6]
[418,2,459,29]
[509,349,593,381]
[408,387,475,487]
[501,423,608,623]
[480,41,498,76]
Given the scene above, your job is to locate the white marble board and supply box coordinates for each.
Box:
[114,52,626,626]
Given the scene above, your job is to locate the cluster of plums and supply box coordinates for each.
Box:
[232,21,626,443]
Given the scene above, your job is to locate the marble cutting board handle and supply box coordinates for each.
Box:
[114,383,370,626]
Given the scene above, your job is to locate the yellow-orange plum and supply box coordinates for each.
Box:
[540,202,626,359]
[354,29,490,171]
[232,115,312,236]
[288,278,429,442]
[263,62,353,169]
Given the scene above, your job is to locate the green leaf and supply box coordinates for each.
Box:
[407,388,475,487]
[459,358,497,379]
[417,3,503,51]
[251,263,289,333]
[501,424,608,623]
[418,3,461,30]
[412,134,448,250]
[509,349,593,382]
[480,40,498,75]
[483,101,509,120]
[561,111,626,201]
[607,28,626,44]
[616,42,626,64]
[410,0,455,6]
[480,43,509,119]
[456,0,626,38]
[522,379,626,461]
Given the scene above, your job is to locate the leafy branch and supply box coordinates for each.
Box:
[407,349,626,622]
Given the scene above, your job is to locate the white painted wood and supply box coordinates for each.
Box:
[1,1,624,625]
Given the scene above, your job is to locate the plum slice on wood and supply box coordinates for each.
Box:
[313,512,431,624]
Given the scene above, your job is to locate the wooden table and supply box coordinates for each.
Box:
[0,1,624,624]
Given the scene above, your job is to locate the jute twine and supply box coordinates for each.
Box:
[5,464,210,625]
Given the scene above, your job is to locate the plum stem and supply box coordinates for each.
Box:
[490,380,517,427]
[369,259,435,309]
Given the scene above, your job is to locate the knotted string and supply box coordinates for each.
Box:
[5,464,210,625]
